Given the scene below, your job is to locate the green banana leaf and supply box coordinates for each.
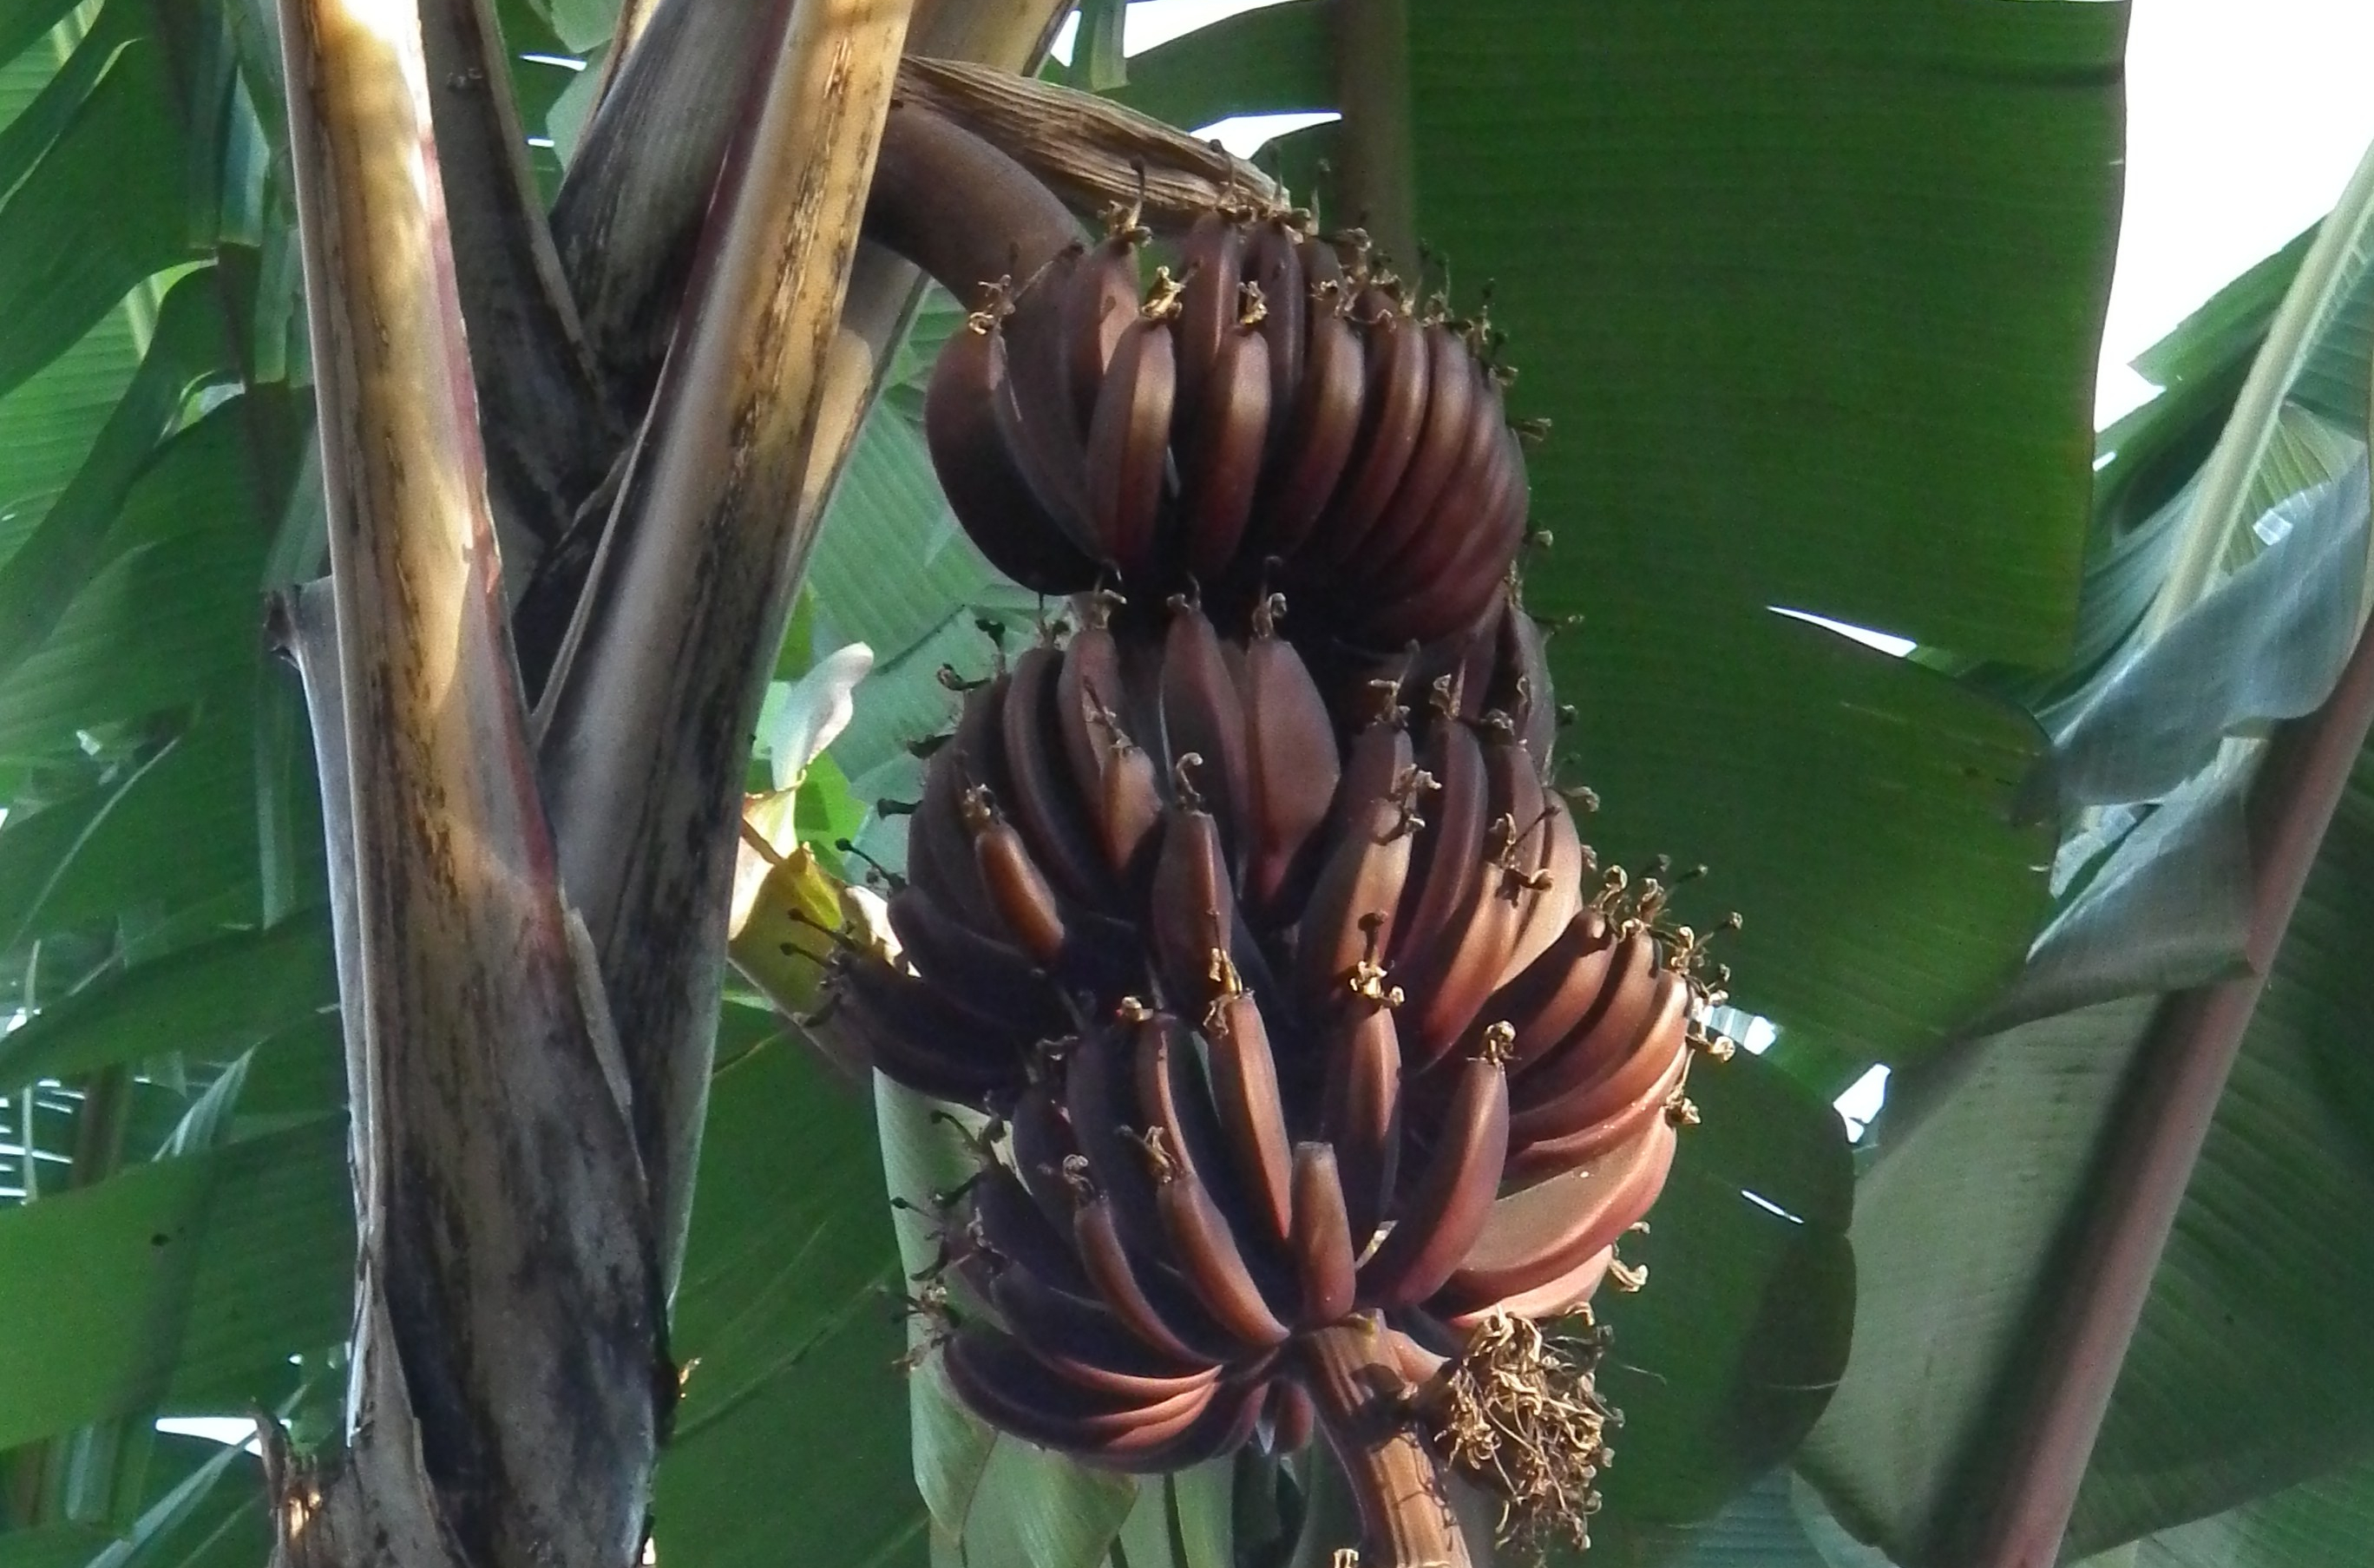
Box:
[1799,128,2374,1567]
[1119,0,2125,1096]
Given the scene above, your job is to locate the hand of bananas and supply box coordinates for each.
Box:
[924,203,1529,652]
[824,104,1736,1565]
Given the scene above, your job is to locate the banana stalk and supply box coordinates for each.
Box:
[264,3,659,1568]
[894,56,1287,222]
[1302,1322,1475,1568]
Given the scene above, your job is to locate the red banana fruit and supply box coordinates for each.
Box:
[1354,325,1484,569]
[1000,643,1118,905]
[1245,218,1308,451]
[1007,1080,1085,1231]
[1506,1040,1692,1186]
[1294,719,1420,1019]
[1159,600,1254,845]
[1474,908,1619,1074]
[1254,241,1364,561]
[1311,291,1432,566]
[1288,1141,1358,1326]
[1238,605,1341,918]
[1501,785,1585,986]
[987,1267,1223,1403]
[1156,1157,1294,1349]
[1439,1112,1677,1309]
[941,1324,1218,1457]
[1507,972,1692,1145]
[1059,621,1164,877]
[1318,999,1402,1250]
[1072,1191,1232,1365]
[1172,210,1245,418]
[1203,990,1297,1243]
[1512,932,1662,1105]
[1176,322,1271,586]
[836,955,1026,1106]
[1097,1373,1273,1474]
[1356,1040,1512,1307]
[967,795,1070,967]
[923,314,1100,595]
[1149,804,1236,1014]
[968,1158,1096,1298]
[1385,713,1491,986]
[884,882,1067,1038]
[1065,228,1144,430]
[993,248,1100,555]
[1394,731,1546,1072]
[1350,360,1505,600]
[1442,1248,1613,1330]
[1083,312,1177,580]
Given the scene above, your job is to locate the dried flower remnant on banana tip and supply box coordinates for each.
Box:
[833,108,1740,1563]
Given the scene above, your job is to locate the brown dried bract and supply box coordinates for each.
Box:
[1422,1311,1617,1559]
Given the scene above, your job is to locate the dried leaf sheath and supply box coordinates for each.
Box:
[535,0,916,1284]
[418,0,617,555]
[267,1,658,1566]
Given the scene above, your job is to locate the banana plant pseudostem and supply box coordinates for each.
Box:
[244,0,1118,1565]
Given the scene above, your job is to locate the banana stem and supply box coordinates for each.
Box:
[1300,1319,1473,1568]
[894,56,1285,225]
[864,102,1085,307]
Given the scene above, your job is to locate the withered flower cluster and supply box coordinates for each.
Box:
[827,107,1734,1565]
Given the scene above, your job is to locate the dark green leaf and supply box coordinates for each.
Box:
[2119,1454,2374,1568]
[0,699,265,948]
[1417,0,2122,664]
[0,0,81,71]
[0,916,333,1084]
[0,264,241,678]
[164,1117,347,1414]
[0,1118,346,1450]
[2070,737,2374,1552]
[1106,1,1327,132]
[1796,995,2155,1559]
[1802,725,2374,1558]
[0,36,207,401]
[653,1038,925,1568]
[0,387,305,760]
[1596,1049,1855,1534]
[1554,608,2053,1098]
[0,1528,117,1568]
[0,303,143,570]
[1405,0,2122,1072]
[0,2,138,217]
[0,1154,213,1451]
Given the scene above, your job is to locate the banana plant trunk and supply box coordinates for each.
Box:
[246,1,1066,1565]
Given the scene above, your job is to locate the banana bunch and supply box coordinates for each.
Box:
[923,208,1530,652]
[828,587,1727,1525]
